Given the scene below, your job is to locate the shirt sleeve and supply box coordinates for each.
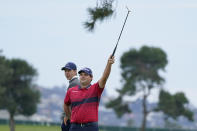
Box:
[64,89,71,105]
[67,83,75,90]
[95,82,104,97]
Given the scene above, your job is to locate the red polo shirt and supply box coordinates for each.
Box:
[64,82,104,123]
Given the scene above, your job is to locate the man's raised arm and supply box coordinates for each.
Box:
[99,55,115,88]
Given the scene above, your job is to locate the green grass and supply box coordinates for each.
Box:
[0,125,106,131]
[0,125,60,131]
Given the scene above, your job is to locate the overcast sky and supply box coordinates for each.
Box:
[1,0,197,106]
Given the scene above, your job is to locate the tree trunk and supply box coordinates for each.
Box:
[9,114,15,131]
[140,95,148,131]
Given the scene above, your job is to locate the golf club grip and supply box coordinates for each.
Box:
[111,45,117,58]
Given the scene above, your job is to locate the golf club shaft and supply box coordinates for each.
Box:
[111,10,130,58]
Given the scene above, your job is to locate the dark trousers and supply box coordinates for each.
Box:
[61,120,71,131]
[69,122,98,131]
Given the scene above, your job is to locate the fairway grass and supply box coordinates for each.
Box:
[0,125,105,131]
[0,125,60,131]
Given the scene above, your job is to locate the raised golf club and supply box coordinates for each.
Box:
[111,7,131,58]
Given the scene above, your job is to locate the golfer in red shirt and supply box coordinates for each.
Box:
[64,55,114,131]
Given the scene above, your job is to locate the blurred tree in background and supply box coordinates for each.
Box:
[0,51,12,92]
[84,0,115,31]
[106,46,168,131]
[0,52,40,131]
[155,89,194,127]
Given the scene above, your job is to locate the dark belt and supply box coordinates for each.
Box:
[71,122,98,127]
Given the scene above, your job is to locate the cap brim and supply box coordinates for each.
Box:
[78,70,84,74]
[61,67,72,70]
[78,70,92,76]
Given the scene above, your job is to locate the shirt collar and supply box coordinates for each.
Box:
[78,84,91,89]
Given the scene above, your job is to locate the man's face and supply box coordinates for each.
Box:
[64,69,77,80]
[79,72,92,86]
